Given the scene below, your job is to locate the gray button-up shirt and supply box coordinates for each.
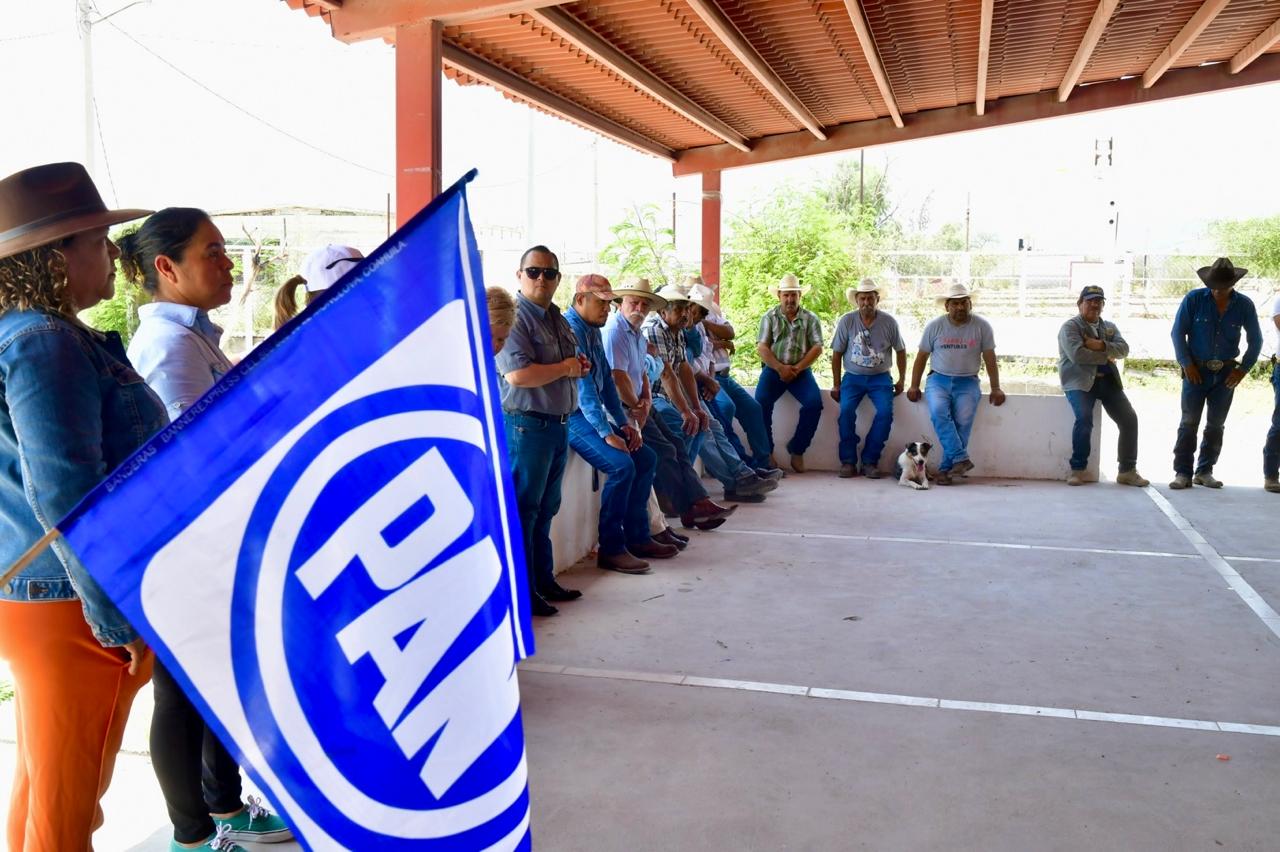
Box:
[496,291,579,416]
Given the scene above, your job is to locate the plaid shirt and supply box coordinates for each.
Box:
[758,305,823,366]
[641,314,685,399]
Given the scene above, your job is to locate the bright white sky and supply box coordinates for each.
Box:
[3,0,1279,264]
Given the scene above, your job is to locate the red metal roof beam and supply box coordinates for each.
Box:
[975,0,994,116]
[327,0,541,42]
[840,0,904,128]
[441,43,677,162]
[683,0,828,141]
[1057,0,1120,102]
[1229,17,1280,74]
[1142,0,1232,88]
[527,6,752,153]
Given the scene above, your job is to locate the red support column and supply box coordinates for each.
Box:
[701,170,722,302]
[395,20,443,228]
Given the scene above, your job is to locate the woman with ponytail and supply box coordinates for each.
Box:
[273,244,362,330]
[119,208,293,851]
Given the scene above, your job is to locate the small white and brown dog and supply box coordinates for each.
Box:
[894,442,932,490]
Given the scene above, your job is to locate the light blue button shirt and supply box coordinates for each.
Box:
[128,302,234,418]
[603,309,646,397]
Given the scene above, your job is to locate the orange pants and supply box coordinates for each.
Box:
[0,600,152,852]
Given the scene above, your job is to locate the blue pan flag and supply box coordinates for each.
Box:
[59,171,535,850]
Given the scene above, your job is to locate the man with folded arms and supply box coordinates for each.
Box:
[498,245,587,617]
[604,277,733,533]
[1058,285,1148,487]
[566,274,679,574]
[1169,257,1263,490]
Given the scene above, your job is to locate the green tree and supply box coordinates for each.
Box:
[1211,215,1280,278]
[598,203,687,288]
[79,223,150,345]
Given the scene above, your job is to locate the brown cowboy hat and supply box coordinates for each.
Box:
[0,162,151,261]
[1196,257,1247,289]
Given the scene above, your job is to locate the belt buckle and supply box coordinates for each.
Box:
[1204,359,1224,371]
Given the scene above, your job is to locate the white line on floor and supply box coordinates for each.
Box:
[1144,486,1280,640]
[721,528,1201,561]
[520,662,1280,738]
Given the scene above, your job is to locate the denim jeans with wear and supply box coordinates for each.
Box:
[1265,364,1280,480]
[655,396,705,460]
[838,372,895,467]
[1064,372,1138,472]
[714,370,771,468]
[640,410,708,514]
[504,412,568,594]
[754,366,824,456]
[695,401,755,489]
[567,413,657,555]
[924,374,981,472]
[1173,369,1235,476]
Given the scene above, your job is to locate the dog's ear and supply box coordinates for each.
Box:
[905,442,917,454]
[920,442,932,455]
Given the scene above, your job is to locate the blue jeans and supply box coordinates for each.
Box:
[1064,372,1138,472]
[838,372,895,466]
[755,366,824,456]
[640,410,708,514]
[1263,364,1280,479]
[655,396,705,460]
[504,412,568,595]
[568,414,657,555]
[924,374,981,472]
[696,400,755,489]
[715,370,771,468]
[1173,370,1235,476]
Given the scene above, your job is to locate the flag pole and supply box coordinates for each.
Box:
[0,528,62,587]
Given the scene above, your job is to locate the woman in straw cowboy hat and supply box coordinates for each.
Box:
[0,162,163,850]
[754,273,825,473]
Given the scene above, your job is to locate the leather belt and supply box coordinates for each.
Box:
[504,409,569,424]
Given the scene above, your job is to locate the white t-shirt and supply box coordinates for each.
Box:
[1271,294,1280,355]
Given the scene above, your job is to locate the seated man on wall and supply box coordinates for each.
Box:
[685,274,774,474]
[566,274,680,574]
[754,274,825,473]
[644,284,776,503]
[1057,285,1148,487]
[906,282,1005,485]
[603,277,734,533]
[830,278,906,479]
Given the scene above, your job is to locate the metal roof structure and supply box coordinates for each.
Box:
[281,0,1280,175]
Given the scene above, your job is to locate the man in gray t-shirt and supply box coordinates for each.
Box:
[906,283,1005,483]
[829,278,906,477]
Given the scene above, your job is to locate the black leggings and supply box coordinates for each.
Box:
[150,661,244,844]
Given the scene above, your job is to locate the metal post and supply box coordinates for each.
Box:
[78,0,95,178]
[701,171,722,301]
[395,20,443,227]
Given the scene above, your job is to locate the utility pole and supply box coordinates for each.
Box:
[78,0,95,180]
[964,192,971,252]
[858,148,865,207]
[525,110,536,241]
[591,136,599,259]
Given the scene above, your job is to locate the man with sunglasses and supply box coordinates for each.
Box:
[497,246,590,617]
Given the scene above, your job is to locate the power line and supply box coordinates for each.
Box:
[103,21,391,178]
[92,96,120,207]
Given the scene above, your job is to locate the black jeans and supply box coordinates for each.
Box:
[151,661,243,844]
[641,412,708,514]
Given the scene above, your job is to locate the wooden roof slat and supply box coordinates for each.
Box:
[842,0,905,126]
[683,0,830,139]
[1058,0,1121,101]
[976,0,994,115]
[1231,17,1280,72]
[1143,0,1233,87]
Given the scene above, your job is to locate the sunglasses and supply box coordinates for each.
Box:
[523,266,561,281]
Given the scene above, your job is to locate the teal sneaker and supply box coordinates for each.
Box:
[213,795,294,844]
[170,824,244,851]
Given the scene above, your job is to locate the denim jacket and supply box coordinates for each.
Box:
[0,309,168,646]
[1057,315,1129,392]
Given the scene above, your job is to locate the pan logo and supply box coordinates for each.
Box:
[233,383,529,848]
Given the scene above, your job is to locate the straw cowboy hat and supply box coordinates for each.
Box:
[654,283,691,305]
[0,162,151,261]
[934,281,979,303]
[768,273,809,298]
[685,281,716,312]
[610,276,667,311]
[1197,257,1247,288]
[845,277,880,305]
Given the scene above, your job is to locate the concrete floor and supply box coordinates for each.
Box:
[2,475,1277,850]
[522,476,1280,851]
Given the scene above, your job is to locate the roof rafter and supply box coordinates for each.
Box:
[527,6,751,152]
[840,0,904,128]
[1229,17,1280,74]
[1142,0,1232,88]
[683,0,828,140]
[441,43,677,162]
[328,0,540,42]
[976,0,994,115]
[1057,0,1121,102]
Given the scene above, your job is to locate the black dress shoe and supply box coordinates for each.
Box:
[723,490,767,503]
[531,595,559,617]
[541,581,582,602]
[654,529,687,550]
[664,527,689,545]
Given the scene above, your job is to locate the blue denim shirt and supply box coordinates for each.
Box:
[0,309,168,646]
[566,307,628,438]
[1171,288,1263,371]
[128,302,234,418]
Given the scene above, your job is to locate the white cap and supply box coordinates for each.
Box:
[300,245,363,293]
